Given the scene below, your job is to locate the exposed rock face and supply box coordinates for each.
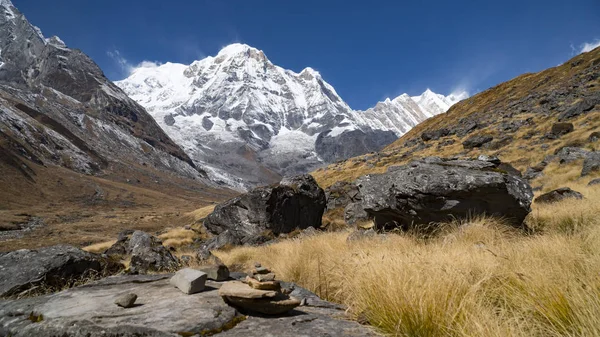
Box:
[203,174,326,248]
[0,274,375,336]
[355,158,533,230]
[588,178,600,186]
[315,129,397,163]
[534,187,584,204]
[105,230,179,274]
[0,0,205,188]
[0,245,105,297]
[582,151,600,176]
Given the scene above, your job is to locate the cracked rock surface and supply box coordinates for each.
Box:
[0,274,375,336]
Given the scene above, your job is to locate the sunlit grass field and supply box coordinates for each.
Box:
[217,175,600,336]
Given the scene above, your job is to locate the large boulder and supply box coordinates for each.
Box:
[105,230,179,274]
[203,175,326,246]
[0,245,106,297]
[355,158,533,230]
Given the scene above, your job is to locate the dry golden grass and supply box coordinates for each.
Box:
[159,227,200,248]
[82,240,116,253]
[185,204,216,221]
[217,179,600,336]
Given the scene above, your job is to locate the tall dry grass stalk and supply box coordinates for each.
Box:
[216,179,600,337]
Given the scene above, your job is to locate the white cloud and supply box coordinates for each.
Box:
[449,88,470,100]
[579,40,600,54]
[107,49,161,78]
[137,60,162,68]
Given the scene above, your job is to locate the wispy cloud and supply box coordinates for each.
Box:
[107,49,134,76]
[107,49,161,78]
[579,39,600,54]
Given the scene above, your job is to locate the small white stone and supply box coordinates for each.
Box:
[170,268,207,294]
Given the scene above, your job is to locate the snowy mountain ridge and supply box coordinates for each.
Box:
[116,43,467,188]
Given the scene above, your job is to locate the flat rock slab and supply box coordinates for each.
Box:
[0,275,375,337]
[0,274,236,336]
[220,306,378,336]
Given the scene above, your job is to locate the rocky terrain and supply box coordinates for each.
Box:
[0,153,535,336]
[313,46,600,190]
[117,44,466,188]
[0,0,235,250]
[1,263,375,336]
[1,1,599,336]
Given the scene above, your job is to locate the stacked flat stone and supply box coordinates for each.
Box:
[246,263,279,290]
[218,263,300,315]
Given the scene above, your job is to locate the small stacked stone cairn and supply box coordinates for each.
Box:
[218,263,300,315]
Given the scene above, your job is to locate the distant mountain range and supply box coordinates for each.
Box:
[117,44,467,188]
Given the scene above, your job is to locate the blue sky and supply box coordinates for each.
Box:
[16,0,600,110]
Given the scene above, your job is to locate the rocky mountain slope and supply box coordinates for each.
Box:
[0,0,234,250]
[117,44,465,188]
[313,46,600,189]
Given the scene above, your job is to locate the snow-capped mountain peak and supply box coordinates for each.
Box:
[117,43,466,189]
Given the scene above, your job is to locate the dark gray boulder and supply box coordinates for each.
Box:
[105,231,179,274]
[590,131,600,142]
[355,158,533,230]
[203,174,326,247]
[462,134,493,149]
[549,122,574,137]
[534,187,583,204]
[588,178,600,186]
[582,152,600,176]
[0,245,105,297]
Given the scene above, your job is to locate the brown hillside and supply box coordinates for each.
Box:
[313,47,600,188]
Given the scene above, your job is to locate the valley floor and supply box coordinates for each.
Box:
[0,163,234,252]
[216,175,600,336]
